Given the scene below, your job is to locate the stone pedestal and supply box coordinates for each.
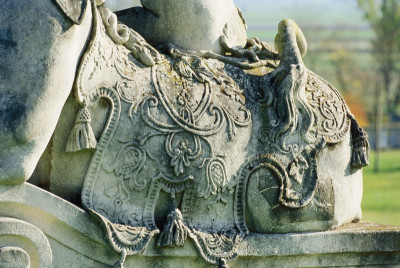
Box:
[0,183,398,268]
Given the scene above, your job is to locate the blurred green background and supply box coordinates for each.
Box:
[107,0,400,226]
[363,150,400,225]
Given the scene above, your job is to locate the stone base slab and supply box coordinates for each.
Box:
[0,183,399,267]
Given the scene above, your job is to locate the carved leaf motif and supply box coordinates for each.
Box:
[166,134,201,176]
[177,58,196,79]
[116,80,137,103]
[289,162,299,176]
[79,6,254,267]
[110,144,148,192]
[170,143,192,175]
[105,182,130,203]
[210,162,225,186]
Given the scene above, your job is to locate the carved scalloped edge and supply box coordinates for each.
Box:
[188,228,240,266]
[88,209,159,255]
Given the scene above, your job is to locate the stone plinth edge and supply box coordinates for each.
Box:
[0,183,398,267]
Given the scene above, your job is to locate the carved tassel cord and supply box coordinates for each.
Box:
[156,208,187,247]
[349,113,369,168]
[65,105,97,152]
[351,134,370,168]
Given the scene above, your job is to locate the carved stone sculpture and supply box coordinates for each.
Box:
[33,1,369,266]
[0,0,386,268]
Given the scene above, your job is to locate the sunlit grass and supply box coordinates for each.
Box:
[362,150,400,226]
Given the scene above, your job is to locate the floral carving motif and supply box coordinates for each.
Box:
[305,70,350,144]
[166,133,201,176]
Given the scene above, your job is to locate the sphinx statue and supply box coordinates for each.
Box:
[0,0,376,267]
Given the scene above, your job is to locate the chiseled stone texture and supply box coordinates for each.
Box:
[0,216,52,268]
[246,131,363,233]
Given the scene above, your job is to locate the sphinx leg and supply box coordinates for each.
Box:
[0,0,92,184]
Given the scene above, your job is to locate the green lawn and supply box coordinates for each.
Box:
[362,150,400,226]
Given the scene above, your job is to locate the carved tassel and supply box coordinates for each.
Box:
[349,113,369,168]
[218,258,228,268]
[351,134,370,168]
[156,208,187,247]
[65,105,97,152]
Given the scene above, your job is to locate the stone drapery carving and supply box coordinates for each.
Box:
[55,2,370,267]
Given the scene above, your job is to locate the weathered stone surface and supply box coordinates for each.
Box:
[0,0,92,184]
[246,131,362,233]
[116,0,248,54]
[54,0,88,24]
[0,246,30,268]
[0,216,52,268]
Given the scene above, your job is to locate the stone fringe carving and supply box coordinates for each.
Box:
[88,209,158,268]
[306,71,369,168]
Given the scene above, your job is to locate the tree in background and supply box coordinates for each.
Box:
[358,0,400,171]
